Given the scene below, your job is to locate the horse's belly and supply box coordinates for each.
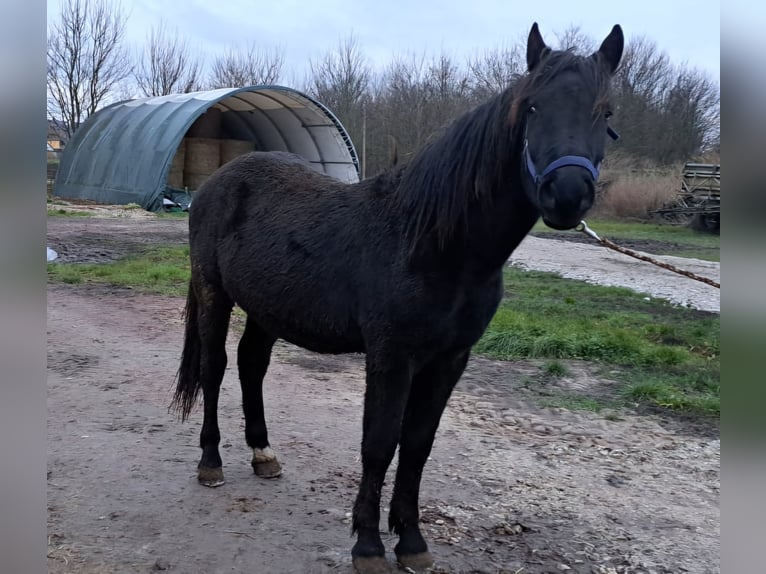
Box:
[279,330,365,355]
[238,299,365,355]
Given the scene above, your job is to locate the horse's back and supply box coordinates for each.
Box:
[187,151,379,352]
[190,150,357,240]
[193,151,341,205]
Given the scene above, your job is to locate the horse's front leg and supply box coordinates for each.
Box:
[388,349,470,571]
[351,353,413,574]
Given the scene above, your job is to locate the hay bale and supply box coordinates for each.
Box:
[185,137,220,176]
[184,172,210,191]
[167,141,186,188]
[220,139,254,166]
[186,108,222,138]
[170,140,186,171]
[168,168,184,188]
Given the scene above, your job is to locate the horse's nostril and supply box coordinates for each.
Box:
[539,187,556,211]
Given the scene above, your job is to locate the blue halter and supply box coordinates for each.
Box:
[524,126,619,186]
[524,140,600,186]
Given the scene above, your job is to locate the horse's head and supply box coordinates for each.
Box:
[516,23,623,230]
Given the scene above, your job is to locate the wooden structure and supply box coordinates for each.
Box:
[652,162,720,232]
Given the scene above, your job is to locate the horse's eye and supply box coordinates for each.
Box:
[529,106,537,114]
[605,110,613,119]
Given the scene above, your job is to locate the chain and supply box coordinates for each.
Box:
[575,221,720,289]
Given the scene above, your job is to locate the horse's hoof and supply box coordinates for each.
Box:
[252,447,282,478]
[252,459,282,478]
[352,555,393,574]
[197,466,225,487]
[396,551,434,572]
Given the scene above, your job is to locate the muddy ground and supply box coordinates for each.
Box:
[47,215,719,574]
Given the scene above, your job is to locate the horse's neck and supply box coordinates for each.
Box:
[463,175,539,273]
[446,129,539,274]
[398,93,540,276]
[408,173,539,279]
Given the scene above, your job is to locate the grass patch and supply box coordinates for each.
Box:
[47,245,719,416]
[475,267,719,416]
[47,208,92,217]
[668,248,720,262]
[542,360,568,377]
[533,217,719,248]
[156,210,189,219]
[539,395,606,412]
[47,245,190,297]
[532,217,719,261]
[622,371,720,415]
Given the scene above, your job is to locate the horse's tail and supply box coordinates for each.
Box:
[171,281,202,421]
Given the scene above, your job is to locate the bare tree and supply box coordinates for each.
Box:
[47,0,132,139]
[375,53,429,164]
[467,27,589,103]
[307,34,371,119]
[135,20,203,96]
[615,36,673,103]
[606,36,720,163]
[421,53,472,139]
[208,43,284,88]
[306,35,372,173]
[554,25,597,54]
[365,51,469,174]
[426,53,470,101]
[660,66,720,158]
[467,44,525,100]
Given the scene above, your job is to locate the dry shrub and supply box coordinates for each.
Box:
[593,154,681,219]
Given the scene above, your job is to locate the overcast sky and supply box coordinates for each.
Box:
[47,0,720,88]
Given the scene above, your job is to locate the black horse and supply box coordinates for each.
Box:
[173,23,623,574]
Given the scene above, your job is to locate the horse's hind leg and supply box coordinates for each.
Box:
[196,281,233,487]
[388,349,470,571]
[238,318,281,478]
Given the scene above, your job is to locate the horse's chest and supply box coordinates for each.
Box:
[451,291,503,345]
[407,281,504,352]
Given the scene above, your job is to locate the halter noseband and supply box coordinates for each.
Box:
[523,125,620,186]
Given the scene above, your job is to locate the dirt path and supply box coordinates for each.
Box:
[47,216,719,574]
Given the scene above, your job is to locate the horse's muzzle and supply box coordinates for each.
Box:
[538,166,595,230]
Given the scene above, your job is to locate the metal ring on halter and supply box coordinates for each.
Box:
[576,220,601,241]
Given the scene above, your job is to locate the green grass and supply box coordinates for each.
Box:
[539,396,607,412]
[668,248,720,261]
[542,360,568,377]
[475,267,719,416]
[47,245,190,296]
[47,244,719,417]
[155,210,189,218]
[532,217,720,261]
[47,208,92,217]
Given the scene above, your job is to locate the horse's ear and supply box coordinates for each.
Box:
[526,22,549,71]
[595,24,624,74]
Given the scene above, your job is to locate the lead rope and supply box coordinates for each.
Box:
[575,220,720,289]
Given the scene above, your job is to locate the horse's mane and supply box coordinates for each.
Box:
[392,49,612,250]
